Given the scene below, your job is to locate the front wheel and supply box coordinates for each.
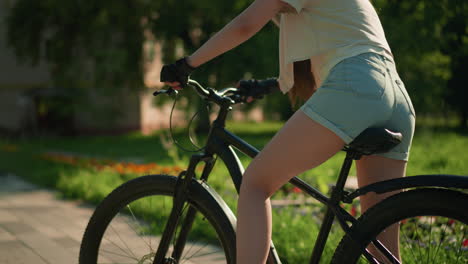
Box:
[79,174,236,264]
[332,188,468,264]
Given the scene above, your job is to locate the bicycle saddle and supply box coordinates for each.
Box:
[346,128,402,156]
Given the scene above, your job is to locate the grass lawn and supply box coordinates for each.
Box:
[1,120,467,263]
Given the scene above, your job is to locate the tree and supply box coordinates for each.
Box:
[149,0,281,130]
[374,0,468,127]
[7,0,147,89]
[6,0,149,126]
[439,0,468,128]
[6,0,282,131]
[7,0,466,130]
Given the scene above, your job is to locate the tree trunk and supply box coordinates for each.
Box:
[195,100,211,134]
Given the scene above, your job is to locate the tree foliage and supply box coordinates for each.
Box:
[374,0,468,127]
[7,0,147,89]
[5,0,467,126]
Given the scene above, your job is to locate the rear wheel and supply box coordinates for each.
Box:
[332,189,468,264]
[79,175,236,264]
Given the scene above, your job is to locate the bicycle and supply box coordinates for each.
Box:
[79,79,468,264]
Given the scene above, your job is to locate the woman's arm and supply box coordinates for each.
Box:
[186,0,287,68]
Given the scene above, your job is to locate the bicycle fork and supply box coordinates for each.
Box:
[153,153,215,264]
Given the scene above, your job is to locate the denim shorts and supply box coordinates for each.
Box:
[300,52,416,161]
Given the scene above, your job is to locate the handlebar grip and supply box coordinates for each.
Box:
[153,88,178,97]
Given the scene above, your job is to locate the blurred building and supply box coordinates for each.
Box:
[0,1,264,136]
[0,0,182,136]
[0,0,50,134]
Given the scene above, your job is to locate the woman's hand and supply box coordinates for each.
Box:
[237,78,280,102]
[160,57,196,90]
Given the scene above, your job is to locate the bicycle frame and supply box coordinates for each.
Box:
[157,104,360,264]
[155,87,468,264]
[206,117,362,263]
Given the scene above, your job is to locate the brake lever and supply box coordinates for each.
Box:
[230,94,244,104]
[153,88,179,97]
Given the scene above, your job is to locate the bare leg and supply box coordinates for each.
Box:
[236,110,345,264]
[356,155,407,262]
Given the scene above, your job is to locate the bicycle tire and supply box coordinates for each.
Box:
[332,188,468,264]
[79,174,236,264]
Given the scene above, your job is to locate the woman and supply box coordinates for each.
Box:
[160,0,415,263]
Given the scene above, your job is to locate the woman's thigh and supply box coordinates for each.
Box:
[241,110,345,197]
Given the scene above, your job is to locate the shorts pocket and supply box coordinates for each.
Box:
[345,58,387,99]
[396,79,416,117]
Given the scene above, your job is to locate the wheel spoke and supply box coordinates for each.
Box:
[431,217,447,262]
[182,241,210,262]
[414,217,424,261]
[424,216,434,263]
[80,176,237,264]
[183,247,223,263]
[126,205,154,253]
[454,224,467,264]
[100,247,139,261]
[401,219,418,262]
[332,190,468,264]
[108,223,139,260]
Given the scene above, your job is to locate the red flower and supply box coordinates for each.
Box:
[463,239,468,248]
[39,152,183,175]
[350,206,357,217]
[292,187,302,193]
[1,144,19,152]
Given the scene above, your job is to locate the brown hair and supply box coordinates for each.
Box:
[288,59,317,107]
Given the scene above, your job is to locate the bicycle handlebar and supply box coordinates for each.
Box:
[155,79,245,106]
[187,79,210,97]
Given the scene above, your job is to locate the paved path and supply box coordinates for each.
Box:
[0,173,358,264]
[0,173,227,264]
[0,173,93,264]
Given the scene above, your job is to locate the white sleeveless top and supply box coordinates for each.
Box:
[277,0,393,93]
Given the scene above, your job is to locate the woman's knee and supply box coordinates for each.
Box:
[240,162,277,199]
